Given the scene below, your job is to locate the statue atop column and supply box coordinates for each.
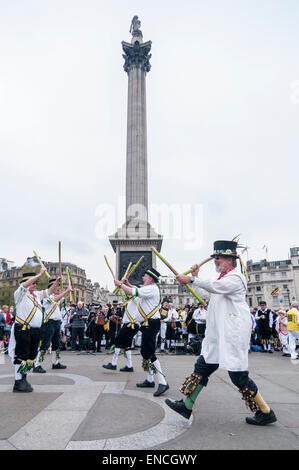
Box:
[129,16,142,38]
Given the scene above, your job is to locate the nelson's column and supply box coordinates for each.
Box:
[109,16,163,285]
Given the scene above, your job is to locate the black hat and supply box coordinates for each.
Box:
[48,278,56,288]
[145,267,160,282]
[211,240,238,258]
[93,304,100,309]
[70,303,76,308]
[162,298,169,304]
[20,272,36,284]
[259,300,267,305]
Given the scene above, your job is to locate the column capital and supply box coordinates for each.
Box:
[121,40,152,73]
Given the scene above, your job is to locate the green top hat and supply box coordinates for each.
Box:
[211,240,238,258]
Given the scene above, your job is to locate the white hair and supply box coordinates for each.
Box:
[291,301,299,308]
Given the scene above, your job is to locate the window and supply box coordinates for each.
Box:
[281,272,287,278]
[248,288,251,293]
[256,286,261,292]
[283,284,288,289]
[270,272,276,278]
[273,297,279,307]
[257,297,262,304]
[255,275,260,281]
[248,297,252,307]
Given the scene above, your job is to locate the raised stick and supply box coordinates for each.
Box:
[33,250,50,278]
[182,257,213,275]
[150,246,206,306]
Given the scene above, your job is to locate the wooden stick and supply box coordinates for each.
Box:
[104,255,115,279]
[58,241,63,290]
[113,256,145,294]
[104,255,125,301]
[33,250,50,278]
[182,257,213,275]
[150,246,207,306]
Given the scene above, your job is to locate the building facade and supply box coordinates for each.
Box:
[0,257,88,304]
[246,247,299,310]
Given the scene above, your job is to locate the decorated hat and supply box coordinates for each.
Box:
[93,304,100,309]
[48,278,57,288]
[211,240,238,258]
[20,272,37,284]
[145,267,160,282]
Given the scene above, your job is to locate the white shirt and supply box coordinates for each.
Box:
[14,284,48,328]
[166,308,179,322]
[193,307,207,324]
[127,284,161,323]
[42,295,62,322]
[193,269,251,371]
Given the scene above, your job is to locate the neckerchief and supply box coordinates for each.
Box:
[217,267,235,280]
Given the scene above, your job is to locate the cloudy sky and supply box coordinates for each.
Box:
[1,0,298,290]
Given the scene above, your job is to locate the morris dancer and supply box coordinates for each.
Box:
[33,278,72,373]
[9,269,53,392]
[165,240,277,426]
[114,267,169,396]
[102,302,139,372]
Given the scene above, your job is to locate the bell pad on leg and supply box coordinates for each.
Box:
[180,372,204,396]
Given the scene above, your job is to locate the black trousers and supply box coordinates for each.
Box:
[140,318,160,362]
[14,324,41,364]
[115,323,140,349]
[40,319,61,351]
[193,355,258,393]
[95,324,110,351]
[71,327,84,351]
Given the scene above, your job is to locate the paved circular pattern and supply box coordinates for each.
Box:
[0,373,192,450]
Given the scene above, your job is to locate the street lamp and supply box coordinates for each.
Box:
[286,288,290,308]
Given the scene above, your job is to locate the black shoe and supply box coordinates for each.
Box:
[33,365,46,373]
[136,380,155,388]
[160,349,168,354]
[165,399,192,419]
[102,363,116,370]
[52,363,67,369]
[268,350,273,354]
[246,409,277,426]
[120,366,134,372]
[282,353,291,357]
[154,383,169,397]
[13,378,33,393]
[97,350,102,353]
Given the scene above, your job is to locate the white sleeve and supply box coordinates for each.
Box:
[192,274,244,296]
[14,285,28,305]
[136,285,156,299]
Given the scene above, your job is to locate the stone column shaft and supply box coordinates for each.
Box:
[126,66,148,224]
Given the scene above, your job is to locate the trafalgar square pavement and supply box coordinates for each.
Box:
[0,348,298,451]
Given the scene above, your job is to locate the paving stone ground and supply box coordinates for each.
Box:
[0,348,298,451]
